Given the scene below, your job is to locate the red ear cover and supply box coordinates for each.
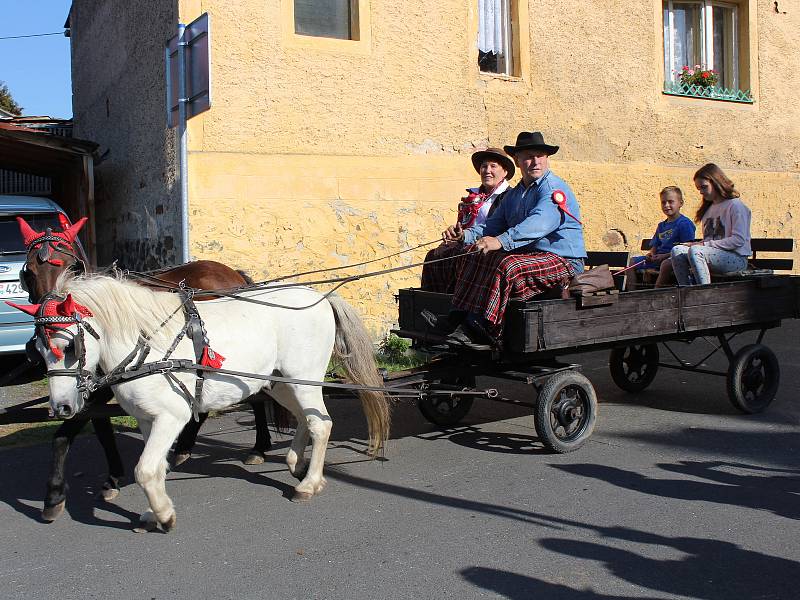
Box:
[5,301,41,316]
[56,294,93,318]
[16,217,42,247]
[62,217,88,243]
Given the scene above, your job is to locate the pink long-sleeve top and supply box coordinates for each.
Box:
[700,197,752,256]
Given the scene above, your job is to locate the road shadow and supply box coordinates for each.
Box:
[539,526,800,600]
[0,430,142,529]
[461,566,666,599]
[319,469,800,599]
[553,458,800,520]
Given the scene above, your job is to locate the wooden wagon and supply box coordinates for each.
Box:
[388,275,800,453]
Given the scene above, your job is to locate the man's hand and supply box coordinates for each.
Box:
[443,222,464,243]
[475,236,502,254]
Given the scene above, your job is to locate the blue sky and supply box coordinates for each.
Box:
[0,0,73,118]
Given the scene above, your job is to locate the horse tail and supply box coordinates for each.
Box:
[327,294,391,456]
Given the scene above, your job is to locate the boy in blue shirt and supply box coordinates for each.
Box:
[627,186,695,290]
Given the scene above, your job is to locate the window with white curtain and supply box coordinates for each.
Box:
[663,1,740,89]
[478,0,513,75]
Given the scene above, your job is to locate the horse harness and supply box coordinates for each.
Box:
[34,286,223,421]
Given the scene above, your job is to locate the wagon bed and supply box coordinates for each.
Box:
[386,275,800,451]
[394,276,800,357]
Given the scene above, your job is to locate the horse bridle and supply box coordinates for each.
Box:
[19,229,87,299]
[35,292,100,403]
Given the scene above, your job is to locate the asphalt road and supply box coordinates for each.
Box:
[0,321,798,600]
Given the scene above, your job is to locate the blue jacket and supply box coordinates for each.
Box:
[463,170,587,259]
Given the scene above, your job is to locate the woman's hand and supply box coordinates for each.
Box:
[443,222,464,243]
[475,236,502,254]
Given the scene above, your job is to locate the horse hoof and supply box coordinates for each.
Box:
[133,513,158,533]
[41,501,65,522]
[291,490,314,502]
[173,452,191,467]
[160,513,177,532]
[243,451,265,466]
[99,486,120,502]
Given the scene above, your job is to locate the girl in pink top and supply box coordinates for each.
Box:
[671,163,751,285]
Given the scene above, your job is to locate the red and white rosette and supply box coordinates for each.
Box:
[551,190,582,224]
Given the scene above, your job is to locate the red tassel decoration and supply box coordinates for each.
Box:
[200,346,225,369]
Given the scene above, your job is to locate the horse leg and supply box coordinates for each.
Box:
[134,415,185,532]
[91,416,124,501]
[42,418,88,521]
[243,394,271,465]
[172,412,209,466]
[272,385,331,501]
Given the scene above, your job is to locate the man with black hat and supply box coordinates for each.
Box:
[440,131,587,347]
[421,147,515,293]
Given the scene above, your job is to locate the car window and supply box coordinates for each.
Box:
[0,213,63,254]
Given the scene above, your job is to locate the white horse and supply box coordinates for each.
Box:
[29,272,390,531]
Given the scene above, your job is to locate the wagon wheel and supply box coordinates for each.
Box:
[417,375,476,427]
[609,344,660,393]
[726,344,780,414]
[535,370,597,453]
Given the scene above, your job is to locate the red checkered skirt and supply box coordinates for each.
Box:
[420,243,471,294]
[452,247,573,332]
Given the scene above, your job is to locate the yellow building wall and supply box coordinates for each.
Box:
[180,0,800,336]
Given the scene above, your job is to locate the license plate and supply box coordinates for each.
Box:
[0,281,25,299]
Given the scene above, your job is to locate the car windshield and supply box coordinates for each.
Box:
[0,213,63,254]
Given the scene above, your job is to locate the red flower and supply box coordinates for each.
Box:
[702,72,710,78]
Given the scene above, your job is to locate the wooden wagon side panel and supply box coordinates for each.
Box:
[680,279,799,332]
[507,289,681,353]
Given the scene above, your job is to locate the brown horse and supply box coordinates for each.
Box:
[17,217,277,521]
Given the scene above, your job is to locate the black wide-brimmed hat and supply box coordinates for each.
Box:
[470,147,515,180]
[503,131,559,156]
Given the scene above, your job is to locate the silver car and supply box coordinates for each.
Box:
[0,196,76,355]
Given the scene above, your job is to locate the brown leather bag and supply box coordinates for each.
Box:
[568,264,615,296]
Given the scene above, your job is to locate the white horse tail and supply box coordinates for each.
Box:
[327,294,391,456]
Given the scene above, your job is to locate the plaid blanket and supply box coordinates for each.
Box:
[420,243,469,293]
[451,247,573,335]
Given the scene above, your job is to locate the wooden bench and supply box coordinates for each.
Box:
[638,237,794,282]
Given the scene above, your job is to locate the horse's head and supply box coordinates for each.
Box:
[7,294,100,419]
[17,216,88,303]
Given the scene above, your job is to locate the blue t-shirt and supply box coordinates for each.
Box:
[650,214,695,254]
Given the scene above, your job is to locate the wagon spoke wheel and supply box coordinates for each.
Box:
[417,375,476,427]
[535,370,597,453]
[609,344,659,393]
[726,344,780,414]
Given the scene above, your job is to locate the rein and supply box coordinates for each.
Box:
[33,238,493,410]
[123,242,481,311]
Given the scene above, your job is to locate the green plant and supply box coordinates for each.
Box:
[375,333,424,371]
[378,333,411,361]
[677,65,718,88]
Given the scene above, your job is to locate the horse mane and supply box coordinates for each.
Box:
[53,271,185,352]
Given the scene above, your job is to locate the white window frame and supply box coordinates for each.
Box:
[663,0,739,90]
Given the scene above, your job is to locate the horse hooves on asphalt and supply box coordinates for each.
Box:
[161,513,177,532]
[133,512,159,533]
[99,487,120,502]
[41,500,65,522]
[173,452,191,467]
[243,450,266,465]
[291,490,314,502]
